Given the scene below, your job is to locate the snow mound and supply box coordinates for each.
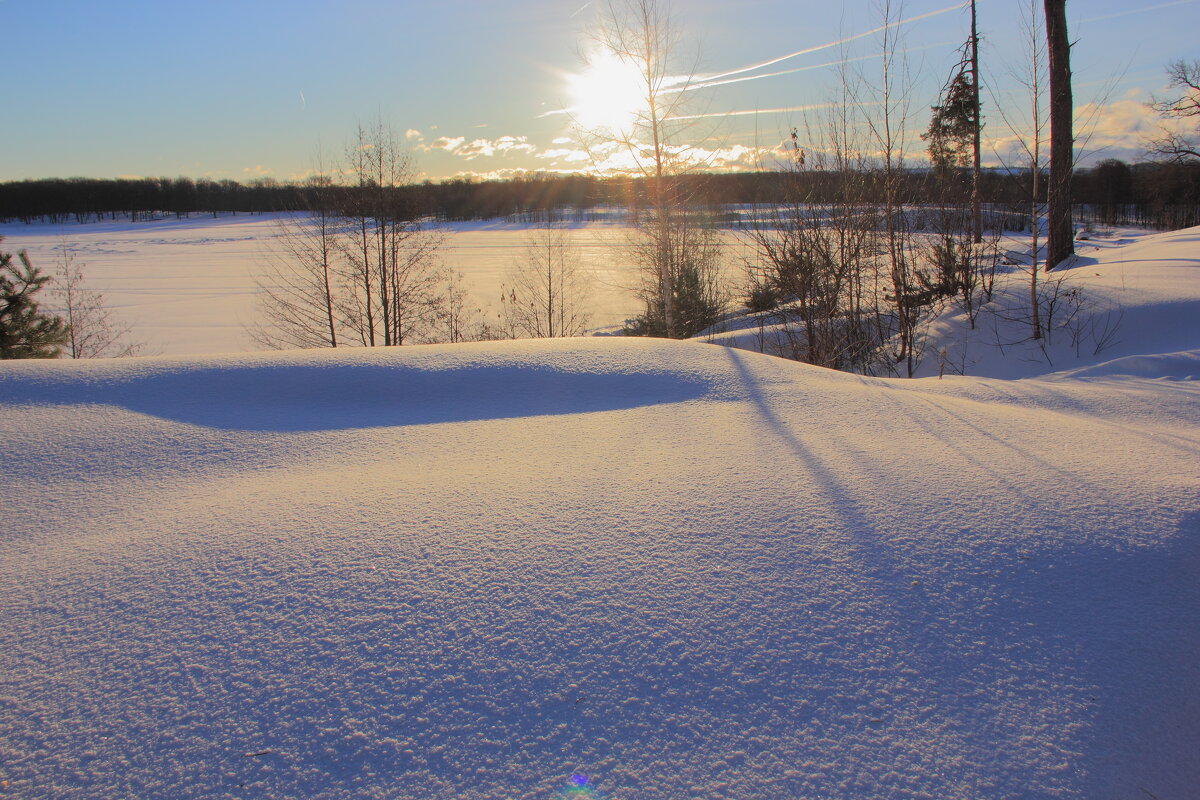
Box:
[2,338,1198,800]
[1049,349,1200,381]
[0,342,718,432]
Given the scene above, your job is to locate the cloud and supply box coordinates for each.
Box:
[449,167,546,182]
[428,136,466,152]
[984,94,1178,166]
[530,137,784,175]
[420,134,538,160]
[241,164,273,177]
[536,148,593,163]
[405,128,424,143]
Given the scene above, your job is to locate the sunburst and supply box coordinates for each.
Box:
[567,49,647,134]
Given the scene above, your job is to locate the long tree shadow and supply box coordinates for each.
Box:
[721,349,917,590]
[0,362,713,432]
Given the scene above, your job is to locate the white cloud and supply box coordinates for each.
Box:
[421,134,538,160]
[405,128,424,143]
[428,136,466,153]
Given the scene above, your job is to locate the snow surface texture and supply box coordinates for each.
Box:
[1,230,1199,800]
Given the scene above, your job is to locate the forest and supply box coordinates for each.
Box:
[1,161,1197,230]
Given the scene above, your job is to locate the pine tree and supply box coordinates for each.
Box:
[0,242,68,358]
[925,70,978,179]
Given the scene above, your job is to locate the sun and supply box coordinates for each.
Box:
[567,49,647,134]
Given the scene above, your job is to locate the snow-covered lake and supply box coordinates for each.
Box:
[0,214,753,355]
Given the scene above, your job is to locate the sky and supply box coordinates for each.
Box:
[4,0,1198,183]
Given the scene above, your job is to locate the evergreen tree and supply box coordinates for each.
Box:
[0,241,68,358]
[925,70,978,179]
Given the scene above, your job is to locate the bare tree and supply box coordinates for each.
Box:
[340,121,444,347]
[1149,59,1200,162]
[434,268,493,344]
[585,0,715,339]
[53,243,142,358]
[742,130,873,368]
[254,123,446,350]
[252,173,345,350]
[500,225,592,339]
[1043,0,1074,270]
[859,0,922,375]
[990,0,1048,339]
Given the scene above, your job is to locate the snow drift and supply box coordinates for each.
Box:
[1,233,1198,800]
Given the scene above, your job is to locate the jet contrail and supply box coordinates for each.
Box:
[1079,0,1194,24]
[539,3,964,121]
[668,101,884,122]
[682,40,957,93]
[697,1,969,85]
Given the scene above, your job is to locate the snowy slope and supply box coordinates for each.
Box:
[705,225,1200,382]
[2,329,1198,799]
[916,225,1200,380]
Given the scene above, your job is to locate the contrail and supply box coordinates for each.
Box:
[697,1,968,85]
[668,101,883,122]
[539,3,963,121]
[683,40,957,93]
[1079,0,1194,24]
[299,90,307,109]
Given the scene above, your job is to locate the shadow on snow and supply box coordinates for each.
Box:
[0,363,713,432]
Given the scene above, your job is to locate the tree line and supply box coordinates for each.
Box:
[1,162,1196,230]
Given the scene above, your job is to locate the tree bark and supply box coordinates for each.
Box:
[1044,0,1074,271]
[970,0,983,244]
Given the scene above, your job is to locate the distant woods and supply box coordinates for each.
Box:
[1,165,1197,230]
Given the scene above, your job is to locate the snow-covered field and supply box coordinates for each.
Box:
[1,223,1198,799]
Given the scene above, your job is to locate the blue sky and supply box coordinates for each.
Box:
[4,0,1198,182]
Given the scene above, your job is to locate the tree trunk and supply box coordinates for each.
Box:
[1044,0,1074,270]
[970,0,983,244]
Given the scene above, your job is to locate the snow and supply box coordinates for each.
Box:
[1,225,1198,799]
[0,214,752,354]
[915,226,1200,380]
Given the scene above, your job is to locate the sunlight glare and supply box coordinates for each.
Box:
[568,49,646,134]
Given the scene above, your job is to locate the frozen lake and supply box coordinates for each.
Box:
[0,214,752,355]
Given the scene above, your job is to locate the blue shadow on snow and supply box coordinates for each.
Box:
[0,363,712,433]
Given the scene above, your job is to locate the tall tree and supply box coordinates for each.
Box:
[252,173,345,350]
[862,0,920,375]
[587,0,710,339]
[968,0,983,244]
[341,121,443,347]
[926,0,984,246]
[0,241,67,358]
[1044,0,1074,270]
